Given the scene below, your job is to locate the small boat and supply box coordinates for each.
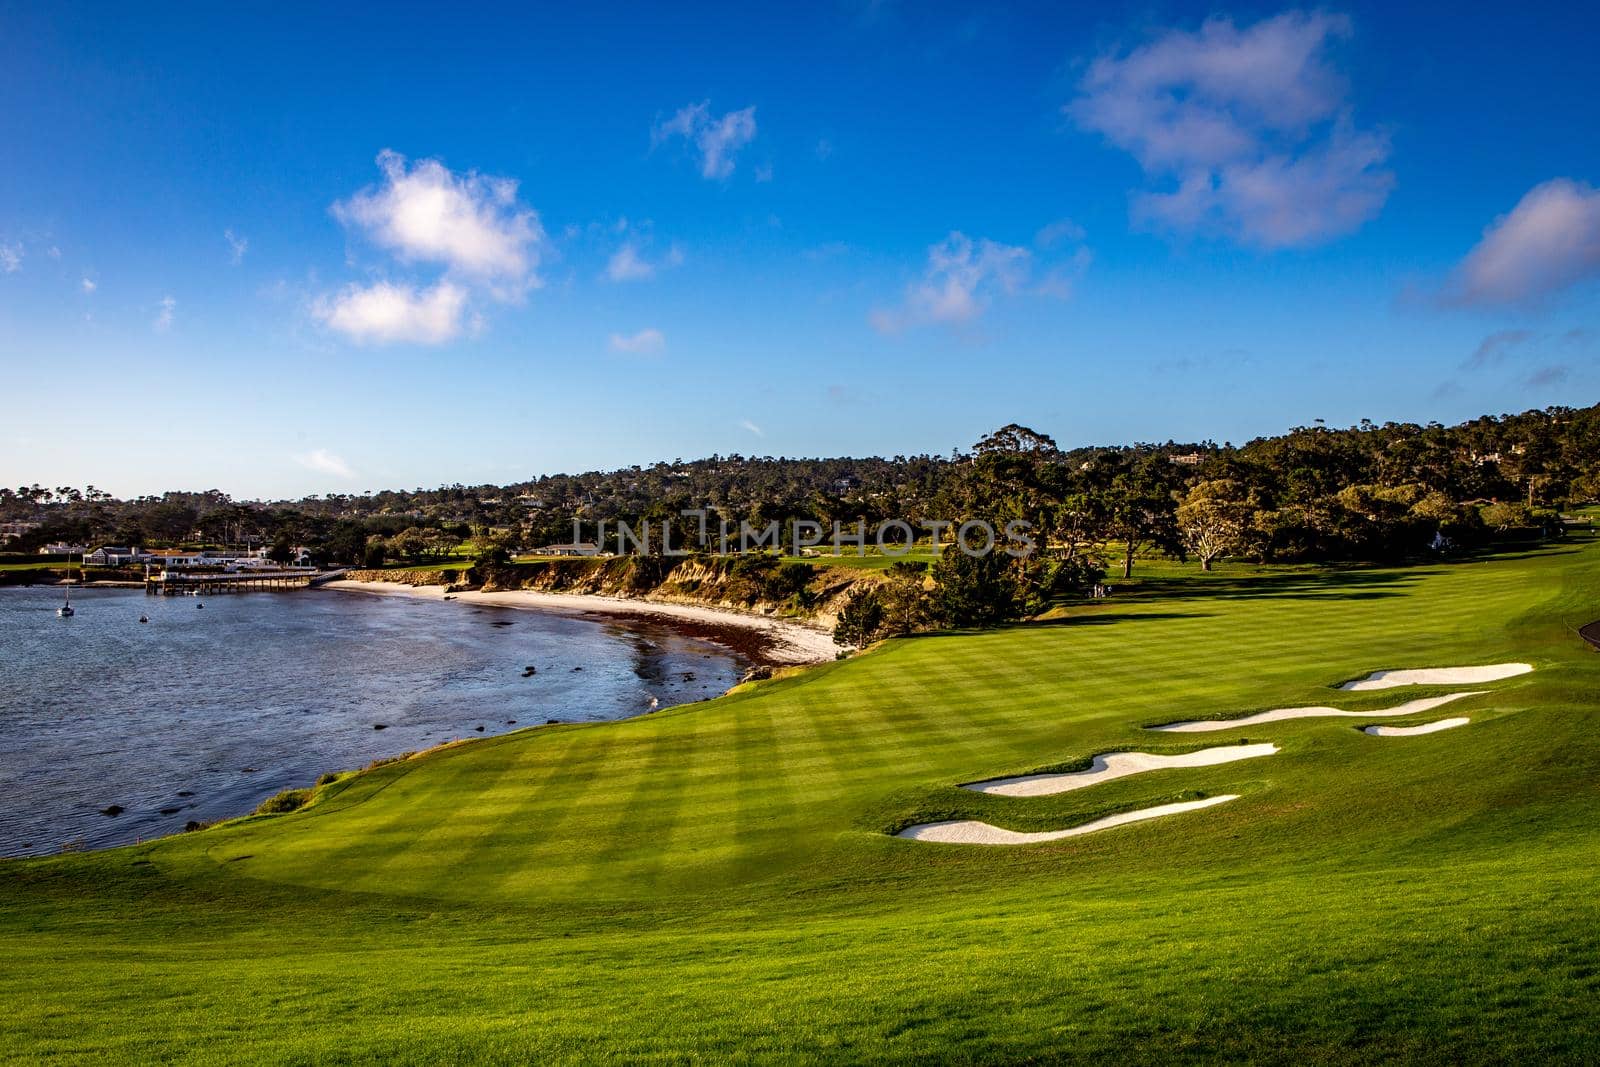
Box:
[57,553,76,616]
[138,614,149,624]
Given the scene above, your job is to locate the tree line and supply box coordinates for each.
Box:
[5,405,1593,620]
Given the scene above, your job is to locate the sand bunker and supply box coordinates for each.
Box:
[963,744,1278,797]
[1148,693,1478,733]
[897,794,1239,845]
[1338,663,1531,690]
[1362,717,1470,737]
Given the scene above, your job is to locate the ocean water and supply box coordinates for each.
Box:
[0,585,749,856]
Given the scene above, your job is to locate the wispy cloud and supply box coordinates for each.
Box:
[603,242,682,283]
[1444,179,1600,306]
[153,295,176,331]
[1526,364,1571,387]
[609,328,666,355]
[605,244,654,282]
[1444,327,1592,397]
[654,102,758,180]
[0,243,21,273]
[313,281,467,345]
[293,448,356,479]
[1034,219,1085,249]
[1068,11,1392,249]
[739,418,764,437]
[225,228,249,265]
[1466,329,1534,368]
[80,277,96,294]
[870,232,1036,333]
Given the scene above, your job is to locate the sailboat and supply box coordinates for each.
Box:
[58,552,76,617]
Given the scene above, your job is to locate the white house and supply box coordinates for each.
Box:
[84,546,142,566]
[532,542,602,557]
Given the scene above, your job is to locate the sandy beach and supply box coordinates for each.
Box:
[321,579,840,666]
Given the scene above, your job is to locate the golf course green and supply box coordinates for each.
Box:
[4,532,1598,1063]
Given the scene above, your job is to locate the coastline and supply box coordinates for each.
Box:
[321,579,841,666]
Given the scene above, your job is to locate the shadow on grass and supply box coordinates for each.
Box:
[1029,612,1218,628]
[895,613,1215,641]
[1109,568,1419,603]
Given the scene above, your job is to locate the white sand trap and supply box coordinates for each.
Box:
[963,744,1278,797]
[1148,692,1479,733]
[1363,717,1470,737]
[897,794,1239,845]
[1338,663,1531,691]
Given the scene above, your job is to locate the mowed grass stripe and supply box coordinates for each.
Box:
[385,728,603,897]
[588,708,724,889]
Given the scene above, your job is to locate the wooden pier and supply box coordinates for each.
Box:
[145,568,342,595]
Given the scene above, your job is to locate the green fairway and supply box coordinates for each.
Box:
[4,535,1600,1062]
[780,549,943,570]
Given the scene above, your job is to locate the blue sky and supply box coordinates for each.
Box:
[2,1,1597,499]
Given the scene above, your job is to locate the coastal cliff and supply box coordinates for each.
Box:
[344,556,880,630]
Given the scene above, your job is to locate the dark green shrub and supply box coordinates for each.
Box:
[253,788,313,815]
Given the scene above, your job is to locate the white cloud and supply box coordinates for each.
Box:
[333,149,545,290]
[154,295,176,331]
[0,243,20,272]
[605,244,654,282]
[225,228,249,264]
[870,232,1033,333]
[293,449,356,479]
[654,102,758,179]
[609,328,666,355]
[80,277,96,294]
[739,418,764,437]
[313,280,467,345]
[47,246,61,260]
[1447,179,1600,306]
[1068,11,1392,248]
[603,241,683,282]
[316,150,548,345]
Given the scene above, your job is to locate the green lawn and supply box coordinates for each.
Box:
[3,534,1600,1062]
[781,549,943,571]
[375,557,476,572]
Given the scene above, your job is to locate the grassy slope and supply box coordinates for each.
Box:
[3,536,1599,1063]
